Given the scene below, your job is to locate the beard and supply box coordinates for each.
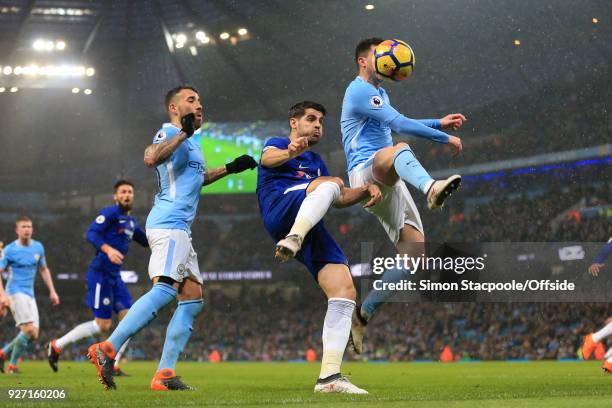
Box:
[119,202,133,212]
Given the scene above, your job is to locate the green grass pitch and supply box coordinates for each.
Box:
[199,136,259,194]
[2,361,611,407]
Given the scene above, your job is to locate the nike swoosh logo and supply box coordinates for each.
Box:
[119,220,127,223]
[298,164,309,169]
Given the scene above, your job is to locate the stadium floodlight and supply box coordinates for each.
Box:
[33,39,45,51]
[14,66,22,75]
[514,39,521,46]
[176,42,185,49]
[85,67,95,76]
[71,87,80,93]
[44,41,54,51]
[56,41,66,50]
[201,36,210,44]
[365,4,375,10]
[9,86,18,93]
[84,88,92,95]
[176,33,187,44]
[2,66,12,75]
[0,87,5,92]
[220,32,230,40]
[189,46,198,56]
[592,17,598,24]
[237,28,248,36]
[195,31,206,40]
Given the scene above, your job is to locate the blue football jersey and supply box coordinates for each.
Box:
[256,137,330,215]
[86,204,148,275]
[341,76,401,172]
[146,124,206,232]
[0,239,46,298]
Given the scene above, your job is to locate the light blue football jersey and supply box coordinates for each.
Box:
[146,124,206,232]
[0,239,46,298]
[341,76,402,172]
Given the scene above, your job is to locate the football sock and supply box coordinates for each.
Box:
[114,338,131,368]
[361,265,411,321]
[1,335,19,356]
[10,332,31,365]
[319,298,355,379]
[289,181,341,239]
[56,320,101,351]
[593,321,612,342]
[107,283,177,351]
[158,299,204,372]
[393,147,434,194]
[605,347,612,361]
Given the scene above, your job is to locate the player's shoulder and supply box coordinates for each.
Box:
[153,123,181,143]
[346,76,377,96]
[4,241,18,253]
[94,205,118,224]
[264,137,290,149]
[30,239,44,251]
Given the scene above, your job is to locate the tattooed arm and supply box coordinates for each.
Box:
[143,131,188,167]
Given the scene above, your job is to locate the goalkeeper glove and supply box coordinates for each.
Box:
[226,155,258,174]
[180,113,196,137]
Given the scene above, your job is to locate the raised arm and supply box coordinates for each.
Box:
[144,113,196,167]
[261,137,309,168]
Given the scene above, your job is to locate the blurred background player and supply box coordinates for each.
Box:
[258,101,381,394]
[341,38,466,353]
[582,237,612,372]
[48,180,148,375]
[0,216,60,374]
[87,86,257,391]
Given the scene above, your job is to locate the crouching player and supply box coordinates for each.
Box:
[257,101,381,394]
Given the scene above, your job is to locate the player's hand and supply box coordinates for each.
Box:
[288,137,309,158]
[589,263,604,277]
[226,155,258,174]
[440,113,466,131]
[180,112,196,137]
[50,291,60,306]
[363,184,382,208]
[103,245,124,265]
[447,136,462,157]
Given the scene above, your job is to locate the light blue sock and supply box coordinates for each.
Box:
[362,266,411,320]
[10,332,31,365]
[393,147,434,194]
[2,335,19,356]
[107,283,177,351]
[158,299,204,372]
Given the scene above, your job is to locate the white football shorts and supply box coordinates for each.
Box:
[8,292,39,327]
[349,156,424,244]
[146,228,203,284]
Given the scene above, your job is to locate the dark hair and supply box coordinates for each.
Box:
[288,101,326,121]
[16,215,31,225]
[355,37,384,66]
[114,179,134,192]
[164,86,199,110]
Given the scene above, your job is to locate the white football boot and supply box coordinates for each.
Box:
[274,234,303,262]
[427,174,461,210]
[314,374,368,394]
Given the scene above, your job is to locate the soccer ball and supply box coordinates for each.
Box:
[372,39,415,81]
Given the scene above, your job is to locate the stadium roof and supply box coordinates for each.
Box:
[0,0,609,192]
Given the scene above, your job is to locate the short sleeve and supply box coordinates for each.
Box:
[38,243,47,268]
[262,137,290,152]
[152,126,180,145]
[347,82,401,127]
